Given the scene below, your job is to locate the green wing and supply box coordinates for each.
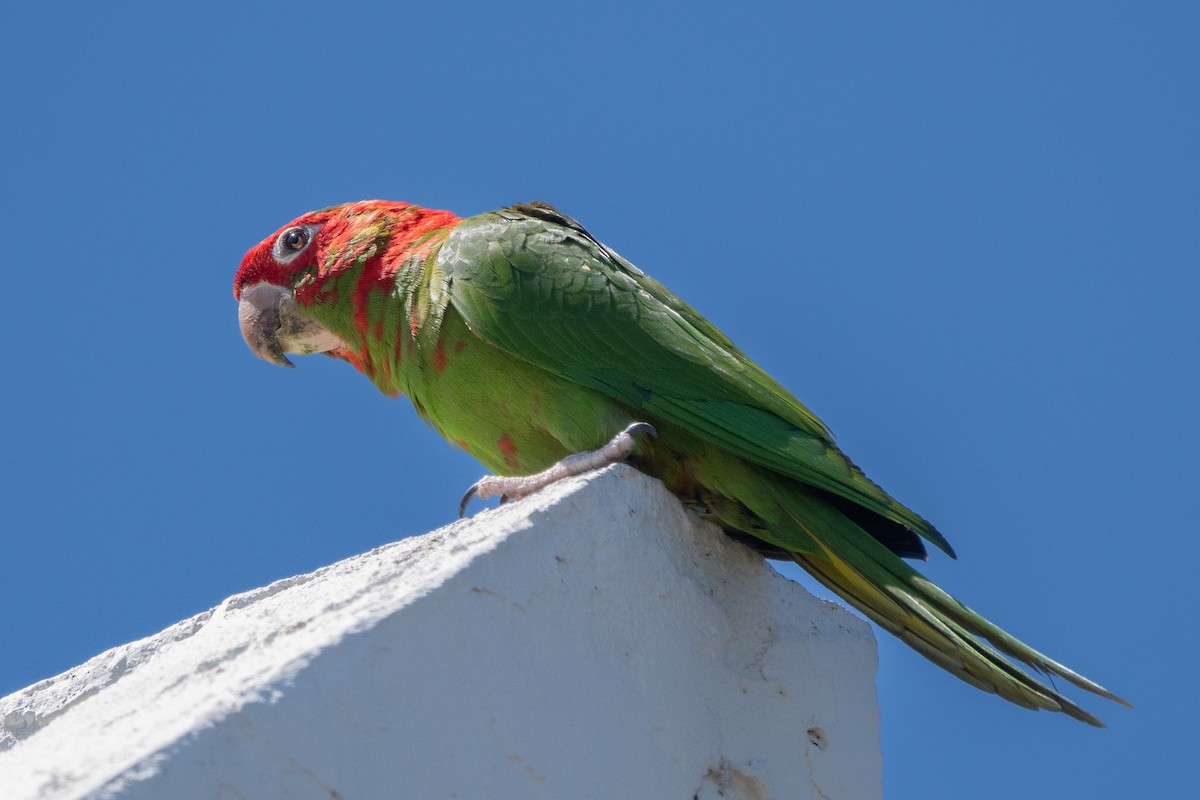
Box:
[437,202,954,558]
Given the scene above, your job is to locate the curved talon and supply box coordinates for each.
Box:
[624,421,657,440]
[458,483,481,518]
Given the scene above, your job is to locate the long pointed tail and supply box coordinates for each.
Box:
[771,487,1130,726]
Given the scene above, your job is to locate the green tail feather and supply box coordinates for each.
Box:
[763,485,1130,726]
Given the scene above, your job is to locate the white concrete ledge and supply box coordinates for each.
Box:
[0,465,881,799]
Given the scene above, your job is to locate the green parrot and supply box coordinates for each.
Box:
[235,199,1126,725]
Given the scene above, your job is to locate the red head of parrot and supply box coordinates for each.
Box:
[233,200,461,370]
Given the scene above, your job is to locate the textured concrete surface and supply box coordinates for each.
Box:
[0,465,881,799]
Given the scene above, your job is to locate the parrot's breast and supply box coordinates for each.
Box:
[399,308,635,477]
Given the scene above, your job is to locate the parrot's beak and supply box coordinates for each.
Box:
[238,282,343,368]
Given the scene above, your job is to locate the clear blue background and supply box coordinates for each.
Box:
[3,2,1195,796]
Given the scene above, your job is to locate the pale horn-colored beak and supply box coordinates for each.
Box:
[238,282,343,367]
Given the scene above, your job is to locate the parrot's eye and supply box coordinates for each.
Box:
[271,224,320,264]
[283,228,307,251]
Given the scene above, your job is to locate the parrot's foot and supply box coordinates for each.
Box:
[459,422,657,517]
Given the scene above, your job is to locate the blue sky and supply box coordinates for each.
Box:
[3,2,1196,796]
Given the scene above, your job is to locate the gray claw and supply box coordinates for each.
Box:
[458,484,480,518]
[624,422,657,439]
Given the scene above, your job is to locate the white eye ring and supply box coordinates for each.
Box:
[271,224,321,264]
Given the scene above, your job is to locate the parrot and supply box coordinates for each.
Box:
[234,199,1127,726]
